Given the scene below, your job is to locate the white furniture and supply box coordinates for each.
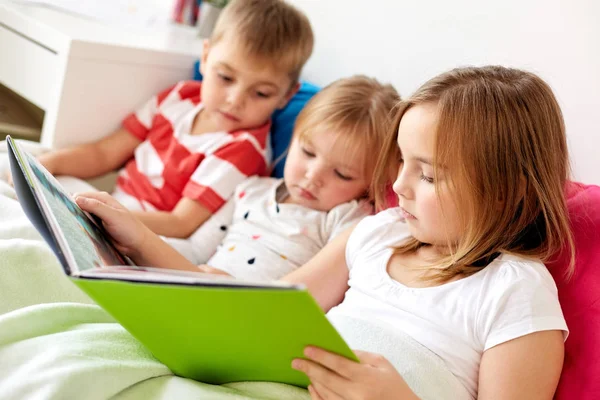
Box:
[0,1,203,149]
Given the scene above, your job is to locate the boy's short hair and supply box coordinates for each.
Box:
[211,0,314,83]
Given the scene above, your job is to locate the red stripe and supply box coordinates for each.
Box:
[163,151,205,194]
[148,114,182,162]
[122,114,149,141]
[117,161,179,211]
[177,81,202,105]
[182,183,225,214]
[213,140,267,177]
[146,115,205,193]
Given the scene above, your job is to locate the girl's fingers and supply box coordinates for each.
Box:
[354,350,390,367]
[197,265,231,275]
[307,384,323,400]
[74,191,126,210]
[75,194,121,220]
[310,382,344,400]
[5,170,14,187]
[304,346,361,380]
[292,358,348,397]
[114,243,130,254]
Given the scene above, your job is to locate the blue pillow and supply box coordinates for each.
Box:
[193,60,319,178]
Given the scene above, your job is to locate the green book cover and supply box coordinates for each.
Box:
[6,136,357,387]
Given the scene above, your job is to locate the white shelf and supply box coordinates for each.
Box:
[0,2,202,57]
[0,1,204,148]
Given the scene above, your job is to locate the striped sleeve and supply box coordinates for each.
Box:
[122,84,178,141]
[182,135,269,213]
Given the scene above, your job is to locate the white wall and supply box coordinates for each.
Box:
[288,0,600,185]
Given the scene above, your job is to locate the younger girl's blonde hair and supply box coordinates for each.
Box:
[293,75,400,202]
[373,65,575,282]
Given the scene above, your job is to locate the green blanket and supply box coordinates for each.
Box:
[0,177,469,400]
[0,304,309,399]
[0,180,309,399]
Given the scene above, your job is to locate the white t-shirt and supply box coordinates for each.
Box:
[205,177,372,280]
[327,208,568,398]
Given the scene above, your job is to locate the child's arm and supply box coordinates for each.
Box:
[131,199,212,238]
[477,330,564,399]
[39,128,141,179]
[281,224,356,312]
[75,191,201,272]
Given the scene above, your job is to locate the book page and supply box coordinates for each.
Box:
[79,266,303,289]
[23,151,131,272]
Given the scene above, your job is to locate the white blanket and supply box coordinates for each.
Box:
[329,314,472,400]
[0,158,470,399]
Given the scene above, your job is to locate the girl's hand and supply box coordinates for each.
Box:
[4,169,14,187]
[75,191,151,257]
[37,153,57,176]
[292,347,419,400]
[197,264,232,276]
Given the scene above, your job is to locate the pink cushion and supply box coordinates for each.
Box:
[546,182,600,400]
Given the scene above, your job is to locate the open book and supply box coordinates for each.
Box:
[6,136,357,387]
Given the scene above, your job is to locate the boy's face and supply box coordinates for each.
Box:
[200,35,299,132]
[283,133,369,212]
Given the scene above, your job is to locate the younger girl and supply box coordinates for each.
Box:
[84,75,400,281]
[77,66,573,399]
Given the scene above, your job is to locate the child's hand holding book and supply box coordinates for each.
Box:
[75,191,203,273]
[3,169,14,186]
[197,264,231,276]
[75,191,151,258]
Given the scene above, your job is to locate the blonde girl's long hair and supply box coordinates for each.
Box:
[373,66,575,282]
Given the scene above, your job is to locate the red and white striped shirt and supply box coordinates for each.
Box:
[118,81,271,213]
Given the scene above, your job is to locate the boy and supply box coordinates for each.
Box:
[34,0,313,238]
